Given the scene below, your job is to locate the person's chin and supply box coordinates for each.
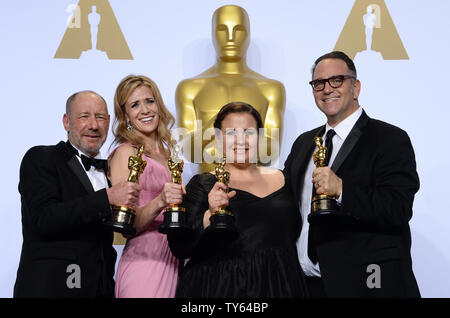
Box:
[235,154,249,164]
[319,105,341,117]
[220,53,241,62]
[136,125,157,136]
[81,142,102,156]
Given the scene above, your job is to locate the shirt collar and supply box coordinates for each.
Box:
[325,107,363,141]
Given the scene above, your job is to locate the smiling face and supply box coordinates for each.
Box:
[218,112,258,164]
[312,58,361,127]
[63,92,110,157]
[212,5,250,61]
[124,85,160,138]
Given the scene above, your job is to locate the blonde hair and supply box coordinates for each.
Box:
[112,75,175,152]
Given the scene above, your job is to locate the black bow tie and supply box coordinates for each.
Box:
[80,154,108,172]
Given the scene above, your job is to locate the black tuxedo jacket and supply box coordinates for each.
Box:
[284,110,420,297]
[14,141,116,298]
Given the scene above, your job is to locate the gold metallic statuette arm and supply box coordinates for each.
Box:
[215,157,230,189]
[127,145,147,183]
[168,144,184,185]
[213,156,232,215]
[313,137,327,168]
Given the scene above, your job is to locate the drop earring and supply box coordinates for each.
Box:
[126,121,133,132]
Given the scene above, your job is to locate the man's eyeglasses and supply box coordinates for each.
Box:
[309,75,356,91]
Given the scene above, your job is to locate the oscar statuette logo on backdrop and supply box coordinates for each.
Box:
[334,0,408,61]
[54,0,133,60]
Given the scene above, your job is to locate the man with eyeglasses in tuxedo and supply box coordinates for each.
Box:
[284,51,420,298]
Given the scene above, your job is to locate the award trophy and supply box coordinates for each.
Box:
[307,137,340,224]
[105,145,146,235]
[159,145,190,234]
[207,156,237,236]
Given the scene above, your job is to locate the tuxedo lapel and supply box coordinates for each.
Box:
[57,141,95,193]
[67,157,95,193]
[331,110,370,173]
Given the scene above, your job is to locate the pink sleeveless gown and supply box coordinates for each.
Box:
[113,145,179,298]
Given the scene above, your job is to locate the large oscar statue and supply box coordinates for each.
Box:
[176,5,285,172]
[105,145,146,235]
[159,145,190,234]
[307,137,340,224]
[206,157,237,238]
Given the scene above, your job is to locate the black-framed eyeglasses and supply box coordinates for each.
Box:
[309,75,356,91]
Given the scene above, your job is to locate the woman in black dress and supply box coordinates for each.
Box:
[168,102,306,298]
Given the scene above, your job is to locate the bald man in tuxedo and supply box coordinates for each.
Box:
[14,91,141,297]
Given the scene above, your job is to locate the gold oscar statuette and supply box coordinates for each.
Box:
[308,137,340,224]
[176,5,286,172]
[207,156,236,236]
[159,145,190,234]
[105,145,146,235]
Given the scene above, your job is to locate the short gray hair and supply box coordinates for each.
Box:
[65,90,107,115]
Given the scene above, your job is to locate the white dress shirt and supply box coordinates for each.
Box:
[70,143,109,191]
[297,107,363,277]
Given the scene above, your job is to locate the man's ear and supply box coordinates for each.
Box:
[353,79,361,100]
[63,113,70,132]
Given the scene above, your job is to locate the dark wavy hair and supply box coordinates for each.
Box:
[213,101,263,131]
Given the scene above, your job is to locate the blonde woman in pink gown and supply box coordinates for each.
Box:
[109,75,184,297]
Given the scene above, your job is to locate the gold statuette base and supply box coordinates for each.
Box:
[208,208,236,235]
[158,206,190,234]
[307,194,340,225]
[211,208,233,216]
[104,205,136,235]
